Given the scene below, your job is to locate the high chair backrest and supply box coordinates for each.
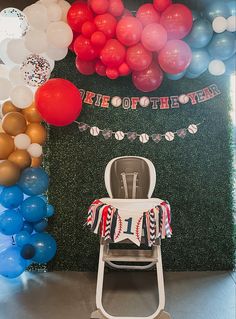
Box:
[104,156,156,199]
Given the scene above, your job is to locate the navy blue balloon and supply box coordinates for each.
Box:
[166,70,186,80]
[20,244,36,260]
[18,168,49,196]
[20,196,47,223]
[204,1,230,21]
[34,219,48,232]
[187,49,211,75]
[15,230,31,247]
[184,19,213,49]
[0,246,27,278]
[21,221,34,234]
[0,185,24,209]
[30,233,57,263]
[208,32,236,61]
[225,54,236,75]
[227,1,236,16]
[46,204,55,217]
[0,209,23,236]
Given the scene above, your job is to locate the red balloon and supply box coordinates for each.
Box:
[121,9,133,18]
[95,60,107,76]
[67,3,94,33]
[76,57,96,75]
[132,62,163,92]
[89,0,109,15]
[91,31,107,47]
[116,16,143,47]
[74,35,98,61]
[153,0,172,12]
[158,40,192,74]
[106,67,119,79]
[35,79,82,126]
[118,62,131,76]
[126,43,152,72]
[108,0,124,17]
[100,39,126,68]
[94,13,117,39]
[81,21,97,38]
[160,4,193,40]
[141,23,167,52]
[136,4,160,26]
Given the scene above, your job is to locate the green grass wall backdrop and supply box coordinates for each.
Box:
[47,0,235,271]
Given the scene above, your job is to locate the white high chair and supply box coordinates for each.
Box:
[91,156,171,319]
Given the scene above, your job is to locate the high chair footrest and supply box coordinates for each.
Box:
[103,249,157,262]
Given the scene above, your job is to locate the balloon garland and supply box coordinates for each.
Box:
[0,0,235,278]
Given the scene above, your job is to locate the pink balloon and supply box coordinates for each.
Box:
[141,23,167,52]
[109,0,124,17]
[100,39,126,68]
[116,16,143,46]
[160,4,193,40]
[132,62,163,92]
[89,0,109,14]
[76,57,96,75]
[158,40,192,74]
[153,0,172,13]
[136,4,160,26]
[126,43,153,72]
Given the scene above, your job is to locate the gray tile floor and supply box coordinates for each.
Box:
[0,271,235,319]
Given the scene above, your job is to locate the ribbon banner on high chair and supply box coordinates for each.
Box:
[87,199,172,246]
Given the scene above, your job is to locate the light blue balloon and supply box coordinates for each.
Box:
[33,219,48,233]
[0,209,23,236]
[184,19,213,49]
[0,233,12,253]
[204,1,230,21]
[0,185,24,209]
[192,10,201,21]
[225,54,236,75]
[20,196,47,223]
[30,233,57,263]
[18,168,49,196]
[227,1,236,16]
[208,32,236,61]
[21,221,34,234]
[166,70,186,80]
[15,231,31,247]
[0,246,27,278]
[187,49,211,75]
[185,70,202,79]
[46,204,55,217]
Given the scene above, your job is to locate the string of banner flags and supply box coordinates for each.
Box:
[75,120,203,144]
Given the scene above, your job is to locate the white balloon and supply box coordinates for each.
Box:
[227,16,236,32]
[47,3,62,22]
[9,66,25,85]
[10,85,33,109]
[0,77,12,100]
[40,0,58,5]
[23,4,48,30]
[58,0,71,22]
[0,64,9,79]
[46,45,68,61]
[27,143,43,157]
[14,134,31,149]
[208,59,226,76]
[0,38,16,67]
[47,21,73,49]
[7,38,30,64]
[212,17,227,33]
[24,29,48,54]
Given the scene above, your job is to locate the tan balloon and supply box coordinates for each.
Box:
[31,155,43,168]
[0,160,21,186]
[2,101,21,115]
[22,103,42,123]
[25,123,47,145]
[2,112,27,136]
[0,132,15,159]
[8,149,32,170]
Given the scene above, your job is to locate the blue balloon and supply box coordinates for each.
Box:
[184,19,213,49]
[0,185,24,209]
[225,54,236,75]
[46,204,55,217]
[15,230,31,247]
[40,195,48,203]
[30,233,57,263]
[18,168,49,196]
[185,70,202,79]
[34,219,48,232]
[166,70,186,81]
[208,32,236,61]
[20,196,47,223]
[0,185,3,195]
[204,1,230,21]
[21,221,34,234]
[20,244,36,260]
[227,1,236,16]
[0,232,12,253]
[0,246,27,278]
[192,10,201,22]
[187,49,211,75]
[0,209,23,236]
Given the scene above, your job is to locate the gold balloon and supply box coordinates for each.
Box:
[0,133,15,160]
[22,103,42,123]
[2,101,21,115]
[0,160,21,186]
[2,112,27,136]
[25,123,47,145]
[8,150,31,170]
[31,155,43,168]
